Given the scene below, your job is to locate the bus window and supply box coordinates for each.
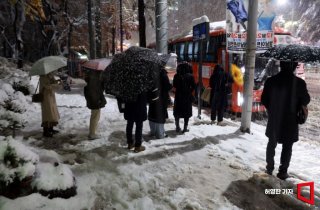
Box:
[187,42,193,61]
[207,36,218,63]
[193,41,199,62]
[193,40,208,62]
[178,43,185,62]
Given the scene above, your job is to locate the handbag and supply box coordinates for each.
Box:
[297,105,308,124]
[201,87,211,103]
[32,80,43,103]
[291,77,308,124]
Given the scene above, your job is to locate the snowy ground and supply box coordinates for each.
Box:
[0,76,319,210]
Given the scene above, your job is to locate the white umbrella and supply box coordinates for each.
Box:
[29,56,67,76]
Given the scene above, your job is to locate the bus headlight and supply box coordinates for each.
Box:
[237,92,243,106]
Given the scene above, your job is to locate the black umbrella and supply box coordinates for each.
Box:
[103,46,170,101]
[260,44,320,63]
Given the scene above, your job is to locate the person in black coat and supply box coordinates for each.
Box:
[261,61,310,180]
[148,67,172,138]
[173,62,196,132]
[84,71,107,140]
[209,65,232,125]
[124,92,147,152]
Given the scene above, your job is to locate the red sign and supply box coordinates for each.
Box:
[297,182,315,205]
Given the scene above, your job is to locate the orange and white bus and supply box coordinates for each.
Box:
[149,21,298,115]
[166,21,267,114]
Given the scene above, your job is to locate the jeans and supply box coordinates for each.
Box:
[266,138,293,174]
[126,120,143,147]
[149,121,165,139]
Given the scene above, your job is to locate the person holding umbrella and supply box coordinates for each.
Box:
[103,46,172,151]
[261,61,310,180]
[124,92,148,153]
[173,62,196,133]
[29,56,67,137]
[84,70,106,140]
[39,72,62,137]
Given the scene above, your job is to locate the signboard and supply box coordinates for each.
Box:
[226,0,277,53]
[193,22,209,41]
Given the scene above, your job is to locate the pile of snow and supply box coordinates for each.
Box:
[0,57,31,131]
[0,136,39,186]
[0,136,77,199]
[32,162,75,191]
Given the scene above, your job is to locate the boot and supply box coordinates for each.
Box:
[175,118,181,132]
[49,127,59,134]
[182,118,189,133]
[134,145,146,153]
[182,125,189,133]
[43,127,53,137]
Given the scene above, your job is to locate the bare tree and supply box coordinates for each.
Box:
[87,0,95,58]
[95,0,102,57]
[138,0,146,47]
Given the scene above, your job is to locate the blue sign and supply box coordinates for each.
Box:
[193,22,209,41]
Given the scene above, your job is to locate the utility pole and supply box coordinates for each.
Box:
[120,0,123,52]
[240,0,258,133]
[155,0,168,54]
[192,16,209,119]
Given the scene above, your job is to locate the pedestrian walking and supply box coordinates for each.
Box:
[84,71,107,140]
[261,61,310,180]
[209,65,232,126]
[148,67,172,138]
[173,62,196,133]
[124,92,148,153]
[40,72,61,137]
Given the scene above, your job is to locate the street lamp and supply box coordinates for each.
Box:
[277,0,287,6]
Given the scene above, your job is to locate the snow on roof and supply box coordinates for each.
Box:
[169,20,226,41]
[192,15,209,26]
[209,20,226,31]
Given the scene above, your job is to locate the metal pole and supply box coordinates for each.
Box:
[155,0,168,54]
[240,0,258,133]
[120,0,123,52]
[197,40,203,119]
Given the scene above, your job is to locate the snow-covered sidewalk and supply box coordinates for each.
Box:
[0,77,319,210]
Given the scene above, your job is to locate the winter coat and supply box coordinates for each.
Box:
[173,70,196,119]
[261,70,310,143]
[209,66,231,109]
[148,68,172,123]
[40,74,60,124]
[124,92,148,122]
[84,72,107,110]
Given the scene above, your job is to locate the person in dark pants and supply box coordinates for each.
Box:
[261,61,310,180]
[148,67,172,138]
[209,64,232,126]
[173,62,196,133]
[124,92,148,153]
